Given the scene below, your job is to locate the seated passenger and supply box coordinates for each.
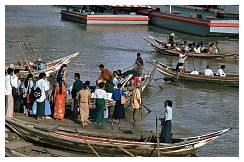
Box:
[184,43,190,53]
[208,43,214,54]
[200,44,208,53]
[35,58,45,70]
[204,65,214,76]
[212,43,219,54]
[194,45,201,53]
[190,71,199,75]
[175,43,181,52]
[216,65,226,77]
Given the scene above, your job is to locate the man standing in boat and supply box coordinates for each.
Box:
[167,33,175,47]
[160,100,173,143]
[176,50,188,72]
[133,53,144,73]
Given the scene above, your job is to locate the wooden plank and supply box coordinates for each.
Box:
[5,141,33,150]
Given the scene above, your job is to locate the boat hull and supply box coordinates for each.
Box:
[6,118,230,157]
[154,60,239,87]
[144,37,238,59]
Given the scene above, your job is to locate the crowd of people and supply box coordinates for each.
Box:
[5,53,149,130]
[164,33,220,55]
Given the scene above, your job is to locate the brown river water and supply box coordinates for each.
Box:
[5,5,239,157]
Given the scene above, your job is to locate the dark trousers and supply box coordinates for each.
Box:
[176,63,184,71]
[72,99,79,121]
[36,101,45,118]
[160,120,172,143]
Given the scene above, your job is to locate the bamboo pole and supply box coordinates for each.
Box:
[75,129,100,157]
[137,62,164,89]
[18,43,33,75]
[156,116,160,157]
[106,138,135,157]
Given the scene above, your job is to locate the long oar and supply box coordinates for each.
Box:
[75,129,100,157]
[156,116,160,157]
[137,62,164,90]
[106,138,135,157]
[29,43,37,63]
[122,63,136,73]
[24,43,33,63]
[18,43,33,75]
[192,55,195,71]
[142,104,151,113]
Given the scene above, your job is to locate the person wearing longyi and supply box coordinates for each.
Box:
[111,83,126,127]
[94,82,106,124]
[160,100,173,143]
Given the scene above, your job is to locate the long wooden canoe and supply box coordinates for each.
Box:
[6,52,80,79]
[89,64,156,108]
[143,36,238,59]
[153,60,239,87]
[6,117,230,157]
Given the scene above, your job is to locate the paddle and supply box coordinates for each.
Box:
[137,61,164,90]
[75,129,100,157]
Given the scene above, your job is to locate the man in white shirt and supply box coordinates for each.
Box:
[204,65,214,76]
[176,50,188,72]
[194,45,201,53]
[216,65,226,77]
[35,72,49,120]
[160,100,173,143]
[12,69,22,113]
[5,68,14,118]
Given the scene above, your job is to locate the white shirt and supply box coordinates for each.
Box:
[164,106,172,121]
[204,69,214,76]
[194,47,201,53]
[175,47,181,52]
[44,79,50,90]
[179,53,186,63]
[11,74,20,88]
[5,75,12,95]
[35,79,49,102]
[94,89,107,99]
[20,80,34,98]
[184,46,190,52]
[216,69,226,77]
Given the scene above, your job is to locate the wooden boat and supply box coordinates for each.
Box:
[89,64,156,108]
[153,60,239,87]
[5,141,88,157]
[143,36,238,59]
[6,117,230,157]
[6,52,80,79]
